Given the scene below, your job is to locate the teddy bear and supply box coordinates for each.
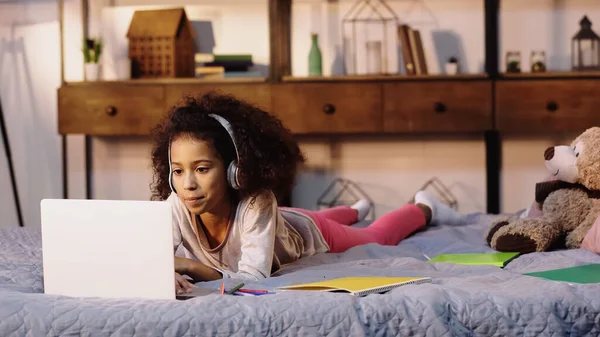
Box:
[486,126,600,254]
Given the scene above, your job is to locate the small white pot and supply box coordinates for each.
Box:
[84,63,101,81]
[445,62,458,75]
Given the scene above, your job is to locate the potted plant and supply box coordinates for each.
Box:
[445,56,458,75]
[505,51,521,73]
[82,38,103,81]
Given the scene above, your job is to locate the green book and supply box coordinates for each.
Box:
[213,54,253,62]
[523,264,600,284]
[427,252,520,267]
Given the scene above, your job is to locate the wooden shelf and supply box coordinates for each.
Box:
[63,77,267,86]
[499,71,600,80]
[56,0,600,138]
[282,73,489,83]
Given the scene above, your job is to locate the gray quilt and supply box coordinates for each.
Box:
[1,213,600,336]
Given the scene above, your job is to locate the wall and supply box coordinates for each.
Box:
[0,0,64,228]
[92,0,491,217]
[1,0,598,227]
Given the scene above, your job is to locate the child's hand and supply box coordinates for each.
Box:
[174,272,195,294]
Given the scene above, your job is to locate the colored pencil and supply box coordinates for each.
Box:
[226,282,245,295]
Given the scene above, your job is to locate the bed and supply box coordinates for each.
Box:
[1,212,600,336]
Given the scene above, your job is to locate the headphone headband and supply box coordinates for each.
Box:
[208,113,240,163]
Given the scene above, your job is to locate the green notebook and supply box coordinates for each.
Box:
[523,264,600,284]
[427,252,520,267]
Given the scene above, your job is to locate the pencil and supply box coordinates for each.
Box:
[219,282,225,295]
[237,289,269,294]
[226,282,245,295]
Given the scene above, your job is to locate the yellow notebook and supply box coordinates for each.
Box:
[276,276,432,297]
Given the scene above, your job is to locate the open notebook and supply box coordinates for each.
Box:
[276,276,432,297]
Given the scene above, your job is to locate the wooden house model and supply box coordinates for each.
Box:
[126,8,196,78]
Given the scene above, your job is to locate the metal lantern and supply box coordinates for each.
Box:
[342,0,398,75]
[572,15,600,71]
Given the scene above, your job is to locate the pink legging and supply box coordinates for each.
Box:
[290,205,426,253]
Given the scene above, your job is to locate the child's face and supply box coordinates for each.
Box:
[170,136,230,215]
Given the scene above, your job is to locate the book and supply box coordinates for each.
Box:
[411,29,428,75]
[523,264,600,284]
[194,53,253,63]
[224,71,263,78]
[195,66,225,78]
[427,252,520,267]
[397,25,416,75]
[214,54,253,62]
[276,276,432,297]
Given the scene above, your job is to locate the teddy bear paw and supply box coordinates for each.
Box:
[493,233,538,254]
[489,218,562,254]
[485,216,516,246]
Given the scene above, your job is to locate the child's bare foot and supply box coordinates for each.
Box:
[414,190,463,225]
[351,199,371,221]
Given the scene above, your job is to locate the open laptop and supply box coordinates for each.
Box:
[40,198,215,300]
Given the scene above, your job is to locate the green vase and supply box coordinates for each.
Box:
[308,33,322,76]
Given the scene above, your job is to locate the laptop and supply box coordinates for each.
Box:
[40,198,184,300]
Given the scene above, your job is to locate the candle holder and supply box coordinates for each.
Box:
[342,0,398,75]
[572,15,600,71]
[530,51,547,73]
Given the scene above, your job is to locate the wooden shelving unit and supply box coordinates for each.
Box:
[499,71,600,79]
[280,74,489,82]
[56,0,600,213]
[61,77,268,86]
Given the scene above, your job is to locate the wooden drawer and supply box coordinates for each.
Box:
[165,83,272,112]
[271,83,382,134]
[58,83,165,135]
[383,81,492,133]
[496,79,600,133]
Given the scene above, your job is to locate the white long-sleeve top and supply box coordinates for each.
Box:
[169,190,329,281]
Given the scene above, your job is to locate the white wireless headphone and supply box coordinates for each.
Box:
[168,113,241,194]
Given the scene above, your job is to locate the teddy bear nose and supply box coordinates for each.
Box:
[544,147,555,161]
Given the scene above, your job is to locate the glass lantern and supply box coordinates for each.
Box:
[530,51,547,73]
[572,15,600,71]
[342,0,398,75]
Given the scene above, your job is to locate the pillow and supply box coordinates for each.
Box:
[582,216,600,254]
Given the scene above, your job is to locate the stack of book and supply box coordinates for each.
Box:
[397,24,428,76]
[194,53,261,79]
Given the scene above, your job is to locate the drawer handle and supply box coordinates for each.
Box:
[323,103,336,115]
[434,102,447,114]
[105,105,117,116]
[546,101,559,113]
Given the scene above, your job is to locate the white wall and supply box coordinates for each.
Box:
[1,0,599,227]
[501,0,600,72]
[0,0,64,228]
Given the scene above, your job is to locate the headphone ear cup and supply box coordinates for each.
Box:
[228,161,240,190]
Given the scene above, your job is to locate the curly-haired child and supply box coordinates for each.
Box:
[150,92,462,294]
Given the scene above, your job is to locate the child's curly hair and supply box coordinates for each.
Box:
[150,91,305,202]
